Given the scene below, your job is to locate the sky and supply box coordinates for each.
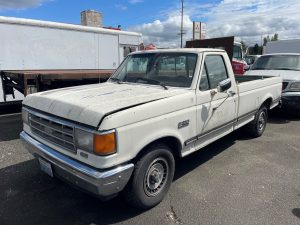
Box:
[0,0,300,48]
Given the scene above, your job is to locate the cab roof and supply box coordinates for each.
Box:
[132,48,226,55]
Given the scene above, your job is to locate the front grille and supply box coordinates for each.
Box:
[282,82,289,90]
[29,113,76,153]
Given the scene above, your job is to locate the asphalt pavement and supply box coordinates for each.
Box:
[0,111,299,225]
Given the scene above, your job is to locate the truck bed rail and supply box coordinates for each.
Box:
[235,75,275,84]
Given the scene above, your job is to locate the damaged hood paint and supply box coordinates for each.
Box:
[23,82,189,127]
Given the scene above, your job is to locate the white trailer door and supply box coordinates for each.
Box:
[98,34,119,70]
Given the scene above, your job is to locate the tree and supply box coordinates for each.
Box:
[271,33,279,41]
[248,43,263,55]
[241,40,248,53]
[263,35,270,46]
[253,44,259,54]
[263,33,279,46]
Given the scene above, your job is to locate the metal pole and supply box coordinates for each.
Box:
[180,0,184,48]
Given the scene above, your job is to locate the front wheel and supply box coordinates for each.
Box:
[246,105,268,137]
[123,143,175,209]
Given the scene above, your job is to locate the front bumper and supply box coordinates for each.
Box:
[281,92,300,110]
[20,131,134,198]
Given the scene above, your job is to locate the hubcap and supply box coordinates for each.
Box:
[144,157,169,197]
[258,111,266,131]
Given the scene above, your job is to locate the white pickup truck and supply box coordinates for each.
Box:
[21,49,282,209]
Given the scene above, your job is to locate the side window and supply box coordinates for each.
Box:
[204,55,228,89]
[199,65,210,91]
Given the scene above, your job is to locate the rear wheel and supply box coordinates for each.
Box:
[247,105,268,137]
[123,143,175,209]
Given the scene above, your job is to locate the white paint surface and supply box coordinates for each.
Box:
[0,16,143,71]
[266,39,300,54]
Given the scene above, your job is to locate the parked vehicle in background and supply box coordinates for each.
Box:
[21,49,282,209]
[0,16,143,102]
[245,55,261,66]
[265,39,300,54]
[186,36,247,75]
[246,54,300,111]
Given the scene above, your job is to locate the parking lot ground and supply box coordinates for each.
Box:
[0,111,299,225]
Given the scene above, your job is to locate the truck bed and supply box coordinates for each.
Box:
[236,76,282,121]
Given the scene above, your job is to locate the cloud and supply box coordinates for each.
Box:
[115,4,128,11]
[0,0,48,10]
[130,15,193,48]
[128,0,143,4]
[205,0,300,44]
[130,0,300,47]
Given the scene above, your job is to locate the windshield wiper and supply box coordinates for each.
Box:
[136,77,168,90]
[109,77,122,84]
[158,83,168,90]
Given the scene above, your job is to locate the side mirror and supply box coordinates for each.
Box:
[244,64,250,71]
[218,78,231,92]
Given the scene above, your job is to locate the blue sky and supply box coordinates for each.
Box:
[0,0,204,28]
[0,0,299,47]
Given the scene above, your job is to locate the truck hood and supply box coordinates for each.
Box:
[23,82,188,127]
[246,70,300,81]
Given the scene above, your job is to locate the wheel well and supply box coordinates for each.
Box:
[134,136,182,162]
[262,98,273,110]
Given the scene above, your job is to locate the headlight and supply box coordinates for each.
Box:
[75,129,94,152]
[22,108,29,125]
[75,129,116,156]
[290,82,300,90]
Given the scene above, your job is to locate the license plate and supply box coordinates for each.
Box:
[38,158,53,177]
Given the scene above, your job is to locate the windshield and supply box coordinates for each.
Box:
[251,55,300,71]
[110,53,198,88]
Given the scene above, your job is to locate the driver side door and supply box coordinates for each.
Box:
[194,53,238,150]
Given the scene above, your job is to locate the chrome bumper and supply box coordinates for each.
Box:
[20,131,134,198]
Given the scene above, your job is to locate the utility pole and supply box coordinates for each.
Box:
[180,0,184,48]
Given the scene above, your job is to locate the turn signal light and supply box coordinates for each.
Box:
[93,132,116,155]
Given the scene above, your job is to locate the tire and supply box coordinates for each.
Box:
[123,143,175,209]
[246,105,268,137]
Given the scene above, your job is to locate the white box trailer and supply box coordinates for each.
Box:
[0,16,143,102]
[265,39,300,54]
